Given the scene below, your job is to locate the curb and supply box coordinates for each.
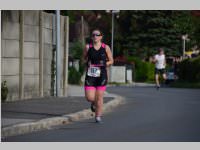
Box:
[2,94,125,138]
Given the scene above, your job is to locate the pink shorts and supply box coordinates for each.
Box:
[84,86,106,91]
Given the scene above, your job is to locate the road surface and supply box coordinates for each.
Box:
[3,86,200,142]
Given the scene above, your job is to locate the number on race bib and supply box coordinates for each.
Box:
[87,66,101,77]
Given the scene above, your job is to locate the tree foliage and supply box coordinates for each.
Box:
[58,10,200,59]
[115,10,200,59]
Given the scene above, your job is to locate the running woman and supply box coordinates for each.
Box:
[153,48,167,90]
[83,29,113,123]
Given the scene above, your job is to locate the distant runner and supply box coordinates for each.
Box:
[153,48,167,90]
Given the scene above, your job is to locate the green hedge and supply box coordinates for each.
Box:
[68,67,82,85]
[68,41,85,85]
[127,57,154,82]
[177,56,200,82]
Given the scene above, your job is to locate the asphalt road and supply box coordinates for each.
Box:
[3,86,200,142]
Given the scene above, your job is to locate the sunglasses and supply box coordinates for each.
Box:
[92,33,102,37]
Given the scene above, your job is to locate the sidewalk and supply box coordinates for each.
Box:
[1,97,112,128]
[107,82,155,87]
[1,85,125,138]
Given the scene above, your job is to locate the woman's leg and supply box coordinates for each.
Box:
[85,86,96,103]
[95,86,106,117]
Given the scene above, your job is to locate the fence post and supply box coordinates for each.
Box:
[63,16,69,96]
[19,10,24,99]
[39,10,44,97]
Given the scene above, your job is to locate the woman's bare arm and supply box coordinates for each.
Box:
[105,45,114,67]
[82,44,89,64]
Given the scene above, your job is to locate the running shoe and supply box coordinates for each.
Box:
[95,116,102,123]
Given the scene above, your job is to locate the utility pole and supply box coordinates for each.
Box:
[56,10,61,97]
[106,10,120,82]
[182,34,189,58]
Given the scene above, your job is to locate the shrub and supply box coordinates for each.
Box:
[127,56,154,82]
[68,41,86,85]
[71,41,83,59]
[192,56,200,81]
[68,67,82,85]
[1,81,8,102]
[146,62,155,82]
[177,56,200,82]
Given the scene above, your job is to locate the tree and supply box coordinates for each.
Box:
[53,10,200,59]
[115,10,199,59]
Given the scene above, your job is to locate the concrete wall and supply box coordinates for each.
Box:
[110,66,126,83]
[1,10,68,101]
[1,11,20,100]
[23,11,40,99]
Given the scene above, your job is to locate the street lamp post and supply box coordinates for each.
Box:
[106,10,120,82]
[106,10,120,57]
[109,10,120,56]
[182,34,189,58]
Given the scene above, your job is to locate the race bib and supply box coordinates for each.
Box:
[87,66,101,77]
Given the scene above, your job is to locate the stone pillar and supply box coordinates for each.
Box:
[63,16,69,96]
[19,10,24,99]
[39,11,44,97]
